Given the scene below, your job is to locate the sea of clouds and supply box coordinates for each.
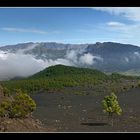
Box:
[0,46,103,80]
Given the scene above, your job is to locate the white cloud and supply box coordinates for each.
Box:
[79,53,103,65]
[0,39,104,80]
[0,51,8,60]
[65,49,103,65]
[134,52,140,58]
[1,27,62,36]
[102,20,140,46]
[124,57,129,63]
[77,21,140,46]
[0,46,104,80]
[51,58,74,66]
[0,51,75,80]
[79,53,95,65]
[1,27,48,34]
[66,50,78,63]
[0,52,45,80]
[106,21,126,28]
[131,51,140,60]
[92,7,140,22]
[80,8,140,46]
[65,48,87,64]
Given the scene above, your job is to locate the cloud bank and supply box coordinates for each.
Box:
[0,47,103,80]
[65,49,103,65]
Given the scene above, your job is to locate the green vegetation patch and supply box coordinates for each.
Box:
[0,88,36,118]
[0,65,140,94]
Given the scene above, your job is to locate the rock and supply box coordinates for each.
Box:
[67,106,72,109]
[82,110,87,112]
[58,104,61,109]
[0,124,7,132]
[55,120,60,123]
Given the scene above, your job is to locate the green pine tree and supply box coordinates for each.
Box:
[102,92,122,126]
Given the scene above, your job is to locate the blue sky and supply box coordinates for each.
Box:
[0,7,140,46]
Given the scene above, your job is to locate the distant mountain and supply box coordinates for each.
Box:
[0,42,88,60]
[86,42,140,72]
[1,41,140,76]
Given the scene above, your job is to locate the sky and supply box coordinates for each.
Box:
[0,7,140,46]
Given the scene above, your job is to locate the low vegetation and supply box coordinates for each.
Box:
[0,87,36,118]
[0,65,139,95]
[102,92,122,126]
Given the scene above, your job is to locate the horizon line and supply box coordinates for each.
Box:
[0,41,139,48]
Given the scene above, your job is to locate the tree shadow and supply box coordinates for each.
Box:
[81,122,108,126]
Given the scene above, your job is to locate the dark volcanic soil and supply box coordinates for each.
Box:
[31,87,140,132]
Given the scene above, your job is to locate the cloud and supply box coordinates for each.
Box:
[79,53,102,65]
[49,58,74,67]
[80,8,140,46]
[1,27,48,34]
[134,51,140,58]
[65,48,86,64]
[102,20,140,46]
[66,49,103,66]
[65,50,78,63]
[0,51,74,80]
[0,52,45,80]
[106,21,126,28]
[124,57,129,63]
[92,7,140,22]
[0,46,104,80]
[0,51,8,60]
[105,21,128,33]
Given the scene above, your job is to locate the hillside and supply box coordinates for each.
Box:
[0,65,108,93]
[0,65,139,95]
[29,64,107,79]
[0,86,49,132]
[0,65,140,132]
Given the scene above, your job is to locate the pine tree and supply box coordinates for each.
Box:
[102,92,122,126]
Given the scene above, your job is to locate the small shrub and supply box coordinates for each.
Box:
[138,81,140,87]
[131,85,135,88]
[0,89,36,118]
[0,100,11,117]
[3,87,10,97]
[0,85,3,93]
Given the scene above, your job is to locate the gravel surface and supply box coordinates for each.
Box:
[32,87,140,132]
